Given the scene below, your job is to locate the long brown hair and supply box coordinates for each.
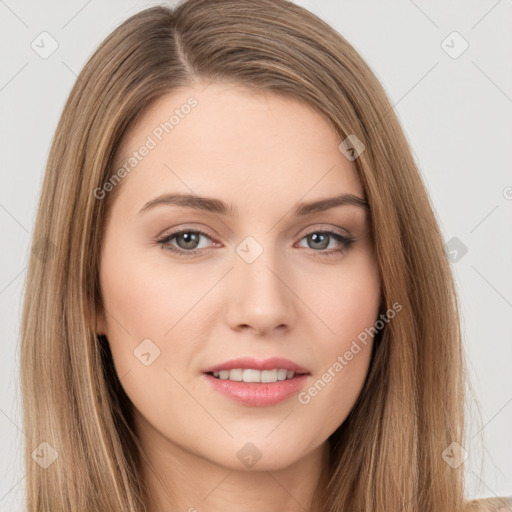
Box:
[20,1,468,510]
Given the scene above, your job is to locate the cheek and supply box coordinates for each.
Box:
[307,246,381,342]
[293,250,380,430]
[99,240,216,342]
[98,239,223,404]
[97,245,206,432]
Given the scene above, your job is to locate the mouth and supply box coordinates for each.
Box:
[202,357,311,406]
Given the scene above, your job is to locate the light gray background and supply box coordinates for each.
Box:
[1,0,511,509]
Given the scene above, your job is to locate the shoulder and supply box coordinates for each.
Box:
[464,496,512,511]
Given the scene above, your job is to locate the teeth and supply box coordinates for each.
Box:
[261,369,277,383]
[277,369,287,381]
[228,368,243,381]
[243,369,261,382]
[212,368,297,383]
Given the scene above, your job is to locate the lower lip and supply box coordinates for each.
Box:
[202,373,309,406]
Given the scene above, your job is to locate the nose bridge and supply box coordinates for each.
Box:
[235,234,287,299]
[226,234,294,332]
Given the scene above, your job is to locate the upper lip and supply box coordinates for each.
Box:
[202,356,310,374]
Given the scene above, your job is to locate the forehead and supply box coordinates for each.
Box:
[111,81,364,214]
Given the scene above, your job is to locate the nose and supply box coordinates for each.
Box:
[225,242,296,336]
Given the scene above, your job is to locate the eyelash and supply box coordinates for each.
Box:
[155,228,355,258]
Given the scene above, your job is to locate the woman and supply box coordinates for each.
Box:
[19,0,511,510]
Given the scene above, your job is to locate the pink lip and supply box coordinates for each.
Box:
[202,356,310,407]
[202,373,310,407]
[202,356,309,374]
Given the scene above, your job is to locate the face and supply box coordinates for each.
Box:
[97,81,381,472]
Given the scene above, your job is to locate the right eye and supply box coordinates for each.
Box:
[156,229,218,256]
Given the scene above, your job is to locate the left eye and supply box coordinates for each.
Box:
[157,229,354,257]
[296,231,354,255]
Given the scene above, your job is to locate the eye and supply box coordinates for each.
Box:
[296,230,355,257]
[156,229,216,256]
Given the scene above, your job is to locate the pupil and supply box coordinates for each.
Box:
[178,232,199,249]
[309,233,328,250]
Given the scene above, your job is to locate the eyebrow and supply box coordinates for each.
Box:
[138,192,369,216]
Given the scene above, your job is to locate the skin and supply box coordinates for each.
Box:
[96,81,381,512]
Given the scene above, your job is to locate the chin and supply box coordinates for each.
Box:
[202,433,322,472]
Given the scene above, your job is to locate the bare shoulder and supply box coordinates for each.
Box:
[465,496,512,511]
